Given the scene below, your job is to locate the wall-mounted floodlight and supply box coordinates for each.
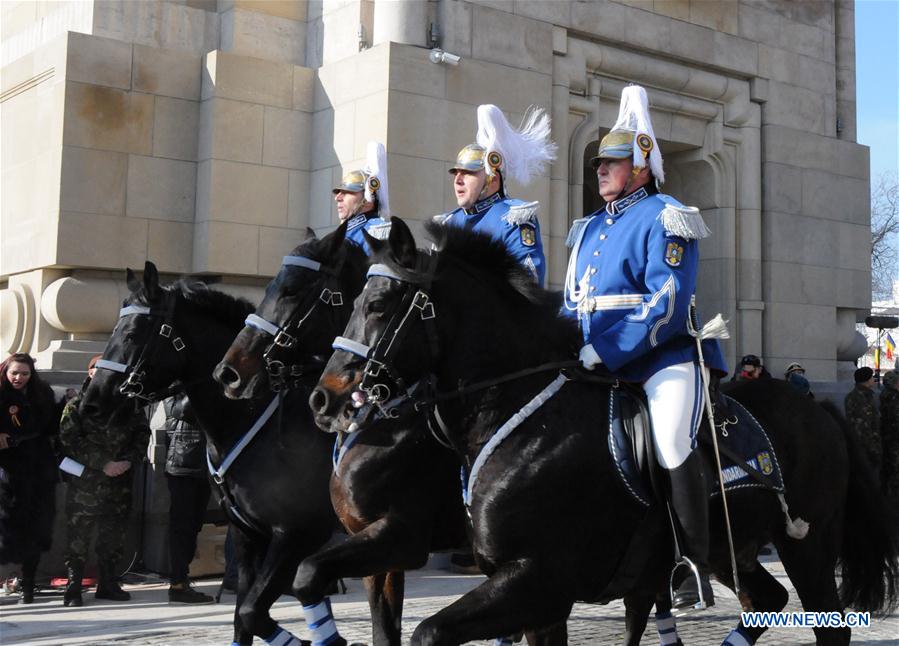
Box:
[429,48,461,66]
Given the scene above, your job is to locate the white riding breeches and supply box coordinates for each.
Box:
[644,361,705,470]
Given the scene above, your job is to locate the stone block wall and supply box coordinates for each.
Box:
[57,32,199,274]
[0,0,872,382]
[196,49,313,277]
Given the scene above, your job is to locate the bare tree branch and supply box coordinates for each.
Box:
[871,171,899,300]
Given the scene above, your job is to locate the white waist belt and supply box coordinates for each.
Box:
[577,293,644,315]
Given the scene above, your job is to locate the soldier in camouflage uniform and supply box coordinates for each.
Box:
[879,370,899,502]
[844,366,881,480]
[58,356,149,606]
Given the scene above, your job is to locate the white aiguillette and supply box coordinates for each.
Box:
[59,457,85,477]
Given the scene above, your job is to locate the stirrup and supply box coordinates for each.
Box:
[669,557,711,615]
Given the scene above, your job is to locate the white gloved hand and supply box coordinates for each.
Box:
[579,343,602,370]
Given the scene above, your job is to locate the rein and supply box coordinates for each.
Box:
[245,254,346,392]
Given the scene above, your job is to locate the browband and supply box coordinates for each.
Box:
[119,305,152,317]
[367,264,405,281]
[282,255,322,272]
[94,359,128,373]
[332,336,371,359]
[245,314,280,336]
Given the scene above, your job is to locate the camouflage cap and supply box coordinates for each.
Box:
[883,370,899,388]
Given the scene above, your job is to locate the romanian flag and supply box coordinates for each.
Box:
[886,333,896,361]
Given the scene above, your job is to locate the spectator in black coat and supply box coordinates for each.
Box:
[163,393,214,604]
[0,353,59,604]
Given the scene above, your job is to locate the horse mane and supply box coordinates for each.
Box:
[130,279,255,329]
[430,221,575,337]
[372,220,578,356]
[287,231,369,276]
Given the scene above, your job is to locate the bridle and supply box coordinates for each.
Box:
[94,292,187,401]
[244,254,346,391]
[332,251,440,419]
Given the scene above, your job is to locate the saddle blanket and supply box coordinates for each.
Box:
[609,389,785,507]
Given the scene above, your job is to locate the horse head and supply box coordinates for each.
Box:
[309,218,446,432]
[80,261,188,423]
[214,221,367,400]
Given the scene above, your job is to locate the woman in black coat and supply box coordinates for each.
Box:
[0,353,59,603]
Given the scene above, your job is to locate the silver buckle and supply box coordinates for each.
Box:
[320,288,344,306]
[159,324,173,338]
[120,371,145,397]
[273,329,297,348]
[412,291,436,320]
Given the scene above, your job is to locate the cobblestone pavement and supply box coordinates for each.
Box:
[2,557,896,644]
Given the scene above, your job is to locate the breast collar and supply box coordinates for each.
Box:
[605,186,650,216]
[463,191,503,216]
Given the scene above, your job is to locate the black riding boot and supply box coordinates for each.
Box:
[668,451,715,611]
[95,563,130,601]
[63,563,84,607]
[20,556,37,604]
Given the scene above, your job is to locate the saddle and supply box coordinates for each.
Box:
[608,382,785,508]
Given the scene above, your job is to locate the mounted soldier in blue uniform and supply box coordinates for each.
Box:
[436,104,556,286]
[563,85,728,612]
[332,141,392,255]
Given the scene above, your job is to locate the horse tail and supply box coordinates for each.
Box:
[820,400,899,614]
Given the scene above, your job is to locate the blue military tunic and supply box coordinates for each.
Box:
[437,192,546,286]
[345,211,391,256]
[563,187,727,382]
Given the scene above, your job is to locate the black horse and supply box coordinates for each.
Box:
[81,234,364,646]
[216,225,471,646]
[310,217,899,646]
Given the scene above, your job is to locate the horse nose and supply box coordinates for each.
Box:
[214,361,241,388]
[309,386,330,415]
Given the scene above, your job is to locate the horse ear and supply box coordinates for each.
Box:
[386,217,416,268]
[126,268,141,293]
[303,227,317,241]
[331,220,348,249]
[143,261,160,299]
[363,229,385,256]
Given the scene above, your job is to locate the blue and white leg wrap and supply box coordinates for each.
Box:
[722,626,752,646]
[655,610,680,646]
[265,626,303,646]
[303,598,342,646]
[493,638,516,646]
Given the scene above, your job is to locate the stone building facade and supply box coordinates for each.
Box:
[1,0,871,381]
